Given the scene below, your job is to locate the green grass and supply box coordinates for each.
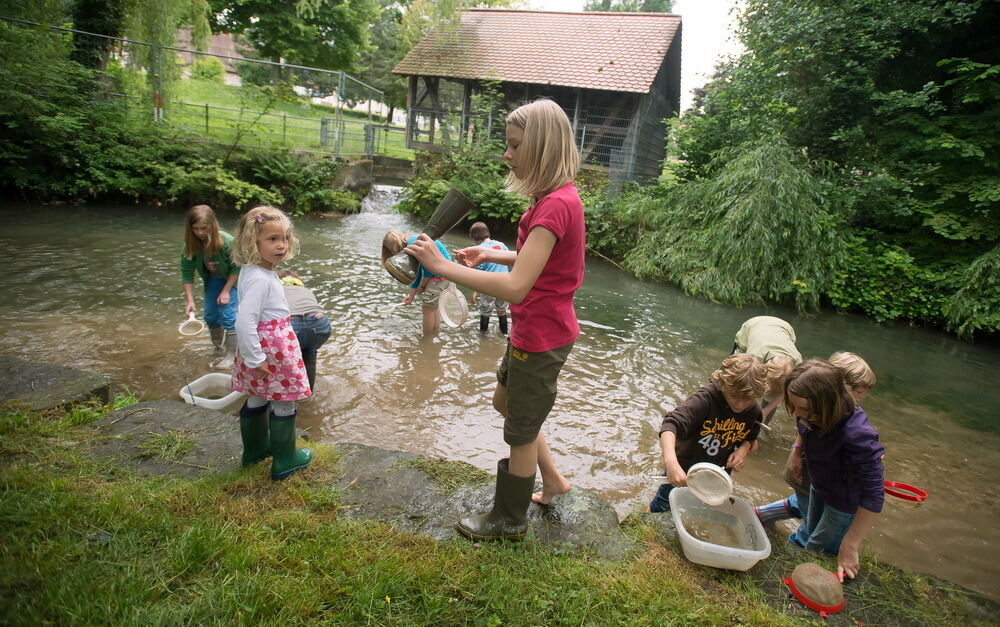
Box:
[136,430,196,461]
[162,78,413,159]
[1,400,992,625]
[393,457,493,495]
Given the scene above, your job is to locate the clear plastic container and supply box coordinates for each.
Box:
[669,487,771,570]
[179,372,246,412]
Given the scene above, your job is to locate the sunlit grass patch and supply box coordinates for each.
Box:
[136,430,196,461]
[393,456,493,494]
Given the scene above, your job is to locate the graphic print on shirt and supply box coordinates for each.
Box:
[698,417,752,456]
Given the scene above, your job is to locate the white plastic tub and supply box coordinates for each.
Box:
[179,372,246,412]
[669,487,771,571]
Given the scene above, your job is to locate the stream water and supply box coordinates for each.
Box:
[2,189,998,599]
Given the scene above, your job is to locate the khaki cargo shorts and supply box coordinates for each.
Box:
[496,340,574,446]
[419,279,449,308]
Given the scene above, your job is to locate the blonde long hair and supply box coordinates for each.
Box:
[183,204,223,260]
[505,99,579,198]
[231,206,299,266]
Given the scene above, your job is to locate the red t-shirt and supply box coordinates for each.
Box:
[510,182,585,352]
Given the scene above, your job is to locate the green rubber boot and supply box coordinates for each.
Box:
[269,410,312,480]
[238,401,271,466]
[456,458,535,541]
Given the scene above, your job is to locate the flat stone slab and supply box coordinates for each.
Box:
[333,442,636,559]
[89,400,242,478]
[0,354,110,411]
[86,400,635,558]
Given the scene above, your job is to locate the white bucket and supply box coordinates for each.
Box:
[669,487,771,571]
[179,372,246,411]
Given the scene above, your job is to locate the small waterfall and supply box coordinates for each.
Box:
[360,184,406,214]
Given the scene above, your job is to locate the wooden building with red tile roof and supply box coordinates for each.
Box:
[392,8,682,187]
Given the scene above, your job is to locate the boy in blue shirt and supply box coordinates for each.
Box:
[467,222,510,336]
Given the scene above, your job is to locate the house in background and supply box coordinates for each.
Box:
[392,9,682,188]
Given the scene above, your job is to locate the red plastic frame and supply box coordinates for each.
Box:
[783,576,845,618]
[883,481,929,502]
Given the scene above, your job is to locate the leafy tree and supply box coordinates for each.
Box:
[358,0,408,121]
[943,244,1000,337]
[208,0,377,71]
[70,0,136,69]
[583,0,672,11]
[669,0,999,332]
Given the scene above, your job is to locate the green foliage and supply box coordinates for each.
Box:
[0,17,357,213]
[625,140,845,312]
[152,158,282,210]
[239,151,359,215]
[583,0,672,11]
[584,181,669,261]
[189,56,225,83]
[828,236,947,324]
[399,142,527,226]
[943,244,1000,337]
[668,0,999,335]
[209,0,378,71]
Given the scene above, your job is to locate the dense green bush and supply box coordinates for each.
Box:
[398,142,527,228]
[583,181,669,262]
[624,140,845,312]
[828,236,947,324]
[237,151,358,215]
[189,56,225,83]
[942,245,1000,338]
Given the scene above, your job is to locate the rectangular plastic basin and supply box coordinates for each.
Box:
[179,372,246,412]
[669,487,771,571]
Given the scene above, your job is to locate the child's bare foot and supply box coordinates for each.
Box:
[531,476,571,505]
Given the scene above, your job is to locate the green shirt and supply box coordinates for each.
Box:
[179,230,240,284]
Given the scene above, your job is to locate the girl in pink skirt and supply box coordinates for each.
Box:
[230,206,312,480]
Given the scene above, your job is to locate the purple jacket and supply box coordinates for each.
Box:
[799,406,885,514]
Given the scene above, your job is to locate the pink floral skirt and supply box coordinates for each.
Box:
[231,317,312,401]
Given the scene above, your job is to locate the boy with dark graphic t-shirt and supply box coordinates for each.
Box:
[649,354,768,512]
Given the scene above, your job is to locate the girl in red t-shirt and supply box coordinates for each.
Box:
[406,99,585,541]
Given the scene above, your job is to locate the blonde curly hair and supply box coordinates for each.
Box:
[231,205,299,266]
[711,354,768,400]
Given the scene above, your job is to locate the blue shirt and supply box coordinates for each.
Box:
[474,238,510,274]
[406,235,452,289]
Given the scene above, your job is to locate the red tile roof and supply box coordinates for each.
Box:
[393,9,681,94]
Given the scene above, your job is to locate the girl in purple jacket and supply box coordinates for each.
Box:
[760,359,885,580]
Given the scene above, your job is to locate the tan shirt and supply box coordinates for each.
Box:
[283,285,323,316]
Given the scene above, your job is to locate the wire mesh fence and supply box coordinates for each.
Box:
[3,17,411,160]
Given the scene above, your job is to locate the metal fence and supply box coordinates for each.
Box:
[3,17,411,160]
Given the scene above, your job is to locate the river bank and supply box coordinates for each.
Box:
[3,200,1000,600]
[2,356,997,625]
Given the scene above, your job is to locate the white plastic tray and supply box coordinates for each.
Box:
[669,487,771,571]
[179,372,246,411]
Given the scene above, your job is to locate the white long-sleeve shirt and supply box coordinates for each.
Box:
[235,265,289,368]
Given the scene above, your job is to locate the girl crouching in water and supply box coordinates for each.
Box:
[406,99,584,541]
[778,359,884,579]
[230,206,313,480]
